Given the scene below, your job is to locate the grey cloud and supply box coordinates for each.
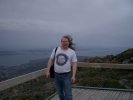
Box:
[0,0,133,49]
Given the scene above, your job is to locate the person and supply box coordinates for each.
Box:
[46,35,77,100]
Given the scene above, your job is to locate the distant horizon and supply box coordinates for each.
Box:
[0,45,131,51]
[0,46,131,66]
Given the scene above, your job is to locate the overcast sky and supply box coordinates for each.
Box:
[0,0,133,50]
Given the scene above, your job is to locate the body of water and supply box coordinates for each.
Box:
[0,50,51,66]
[0,47,127,66]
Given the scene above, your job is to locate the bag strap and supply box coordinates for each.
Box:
[53,47,58,63]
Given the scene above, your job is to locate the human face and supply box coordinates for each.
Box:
[61,38,69,49]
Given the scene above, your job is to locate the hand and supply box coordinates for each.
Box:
[46,71,50,79]
[71,76,76,84]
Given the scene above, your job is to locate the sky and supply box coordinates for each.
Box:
[0,0,133,50]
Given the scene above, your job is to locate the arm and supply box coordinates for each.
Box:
[71,62,77,83]
[46,58,53,78]
[46,48,56,78]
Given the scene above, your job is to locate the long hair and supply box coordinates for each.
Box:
[62,35,76,50]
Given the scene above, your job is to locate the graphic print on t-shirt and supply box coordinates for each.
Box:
[56,53,68,66]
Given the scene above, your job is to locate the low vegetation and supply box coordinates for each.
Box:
[0,67,133,100]
[76,67,133,89]
[0,76,56,100]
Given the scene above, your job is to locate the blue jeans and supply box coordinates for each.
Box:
[54,72,72,100]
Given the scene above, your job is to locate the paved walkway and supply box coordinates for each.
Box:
[48,87,133,100]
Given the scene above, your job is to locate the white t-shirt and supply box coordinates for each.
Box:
[50,47,77,73]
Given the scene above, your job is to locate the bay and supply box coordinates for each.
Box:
[0,47,126,67]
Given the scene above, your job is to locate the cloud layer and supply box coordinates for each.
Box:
[0,0,133,49]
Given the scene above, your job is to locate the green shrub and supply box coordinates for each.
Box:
[76,68,132,89]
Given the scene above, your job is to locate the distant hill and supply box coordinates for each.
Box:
[0,48,132,82]
[80,48,133,64]
[115,48,133,63]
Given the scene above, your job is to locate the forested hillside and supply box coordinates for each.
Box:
[81,48,133,63]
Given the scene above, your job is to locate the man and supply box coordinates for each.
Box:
[46,35,77,100]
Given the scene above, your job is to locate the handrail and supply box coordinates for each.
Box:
[0,68,46,91]
[78,62,133,69]
[0,62,133,92]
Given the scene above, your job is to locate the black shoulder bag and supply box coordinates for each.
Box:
[50,47,57,78]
